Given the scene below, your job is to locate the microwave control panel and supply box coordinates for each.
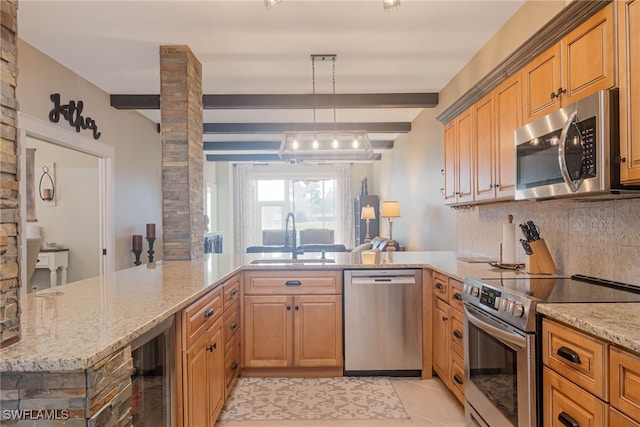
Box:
[573,115,597,178]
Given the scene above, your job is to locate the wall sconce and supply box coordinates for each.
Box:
[38,163,56,204]
[360,205,376,243]
[381,201,400,241]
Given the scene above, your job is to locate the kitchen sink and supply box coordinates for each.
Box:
[249,258,335,264]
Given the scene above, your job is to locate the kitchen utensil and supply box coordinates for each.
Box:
[519,223,533,241]
[526,221,540,240]
[520,239,533,255]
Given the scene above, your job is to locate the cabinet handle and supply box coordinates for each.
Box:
[440,188,445,196]
[556,87,566,97]
[442,316,448,321]
[285,280,302,287]
[204,308,214,319]
[440,169,445,176]
[231,361,238,370]
[453,374,463,385]
[294,306,299,311]
[287,306,291,311]
[230,288,238,297]
[206,343,216,352]
[558,411,579,427]
[557,346,581,364]
[619,156,627,163]
[453,293,462,301]
[230,322,238,330]
[435,283,444,291]
[453,330,463,339]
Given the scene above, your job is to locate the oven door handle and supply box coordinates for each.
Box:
[464,306,526,348]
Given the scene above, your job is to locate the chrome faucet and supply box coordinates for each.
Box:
[284,212,298,259]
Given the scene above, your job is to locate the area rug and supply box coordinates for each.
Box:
[218,377,410,422]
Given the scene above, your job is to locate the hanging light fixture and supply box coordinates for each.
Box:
[383,0,401,11]
[264,0,282,8]
[279,54,374,162]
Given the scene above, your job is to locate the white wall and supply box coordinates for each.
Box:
[17,40,162,271]
[27,136,99,288]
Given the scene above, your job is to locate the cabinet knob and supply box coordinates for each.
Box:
[230,288,238,297]
[230,322,238,330]
[294,306,299,311]
[206,343,216,352]
[442,316,448,321]
[453,330,463,339]
[204,308,214,319]
[287,306,291,311]
[453,374,463,385]
[231,361,238,371]
[440,188,445,196]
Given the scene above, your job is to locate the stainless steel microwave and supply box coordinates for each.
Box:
[514,90,640,200]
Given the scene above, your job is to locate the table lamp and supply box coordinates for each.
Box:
[381,201,400,241]
[360,205,376,243]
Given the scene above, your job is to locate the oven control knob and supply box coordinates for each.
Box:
[506,300,516,314]
[512,304,525,317]
[494,296,503,310]
[499,298,509,312]
[463,284,470,294]
[471,286,480,297]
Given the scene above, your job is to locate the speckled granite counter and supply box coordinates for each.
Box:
[537,303,640,354]
[0,250,562,372]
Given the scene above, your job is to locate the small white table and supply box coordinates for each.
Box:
[36,249,69,288]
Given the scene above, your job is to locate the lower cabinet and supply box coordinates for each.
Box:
[542,317,640,427]
[242,270,343,374]
[431,271,465,404]
[179,273,242,427]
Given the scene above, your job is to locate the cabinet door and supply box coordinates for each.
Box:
[610,346,640,423]
[619,0,640,183]
[473,92,495,202]
[443,120,458,204]
[184,332,209,427]
[523,43,562,122]
[456,107,474,204]
[432,297,450,383]
[563,3,615,105]
[293,295,343,367]
[610,408,640,427]
[207,320,225,426]
[493,72,521,199]
[243,295,292,367]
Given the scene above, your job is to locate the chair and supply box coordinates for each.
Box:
[262,230,288,245]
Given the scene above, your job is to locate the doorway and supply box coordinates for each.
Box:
[18,113,114,294]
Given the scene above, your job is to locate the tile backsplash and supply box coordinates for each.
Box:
[456,197,640,284]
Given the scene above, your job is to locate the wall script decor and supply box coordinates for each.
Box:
[49,93,101,139]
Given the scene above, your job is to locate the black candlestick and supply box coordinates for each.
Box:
[146,237,156,263]
[132,249,142,266]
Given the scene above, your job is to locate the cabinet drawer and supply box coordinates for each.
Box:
[450,308,464,357]
[183,287,223,349]
[543,367,607,427]
[225,335,241,394]
[432,271,449,302]
[449,350,465,404]
[610,408,640,427]
[244,270,341,295]
[223,275,241,311]
[611,346,640,423]
[542,318,608,399]
[36,253,50,267]
[448,279,464,312]
[223,302,241,347]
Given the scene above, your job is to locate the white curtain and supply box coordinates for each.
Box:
[233,164,256,265]
[333,163,353,247]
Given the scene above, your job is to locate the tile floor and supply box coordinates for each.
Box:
[215,377,465,427]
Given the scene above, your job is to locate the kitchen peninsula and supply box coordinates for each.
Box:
[2,252,640,426]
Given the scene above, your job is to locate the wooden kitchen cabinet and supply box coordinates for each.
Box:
[242,270,343,374]
[180,287,226,427]
[610,346,640,423]
[618,0,640,184]
[523,3,615,122]
[431,271,464,404]
[443,107,473,205]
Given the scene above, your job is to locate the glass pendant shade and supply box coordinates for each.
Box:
[383,0,401,11]
[280,130,373,161]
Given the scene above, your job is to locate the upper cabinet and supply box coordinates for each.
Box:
[619,0,640,184]
[443,107,474,205]
[523,3,616,123]
[474,72,521,202]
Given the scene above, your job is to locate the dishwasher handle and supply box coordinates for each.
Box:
[350,276,418,286]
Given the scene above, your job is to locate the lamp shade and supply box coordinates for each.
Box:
[361,205,376,220]
[381,201,400,218]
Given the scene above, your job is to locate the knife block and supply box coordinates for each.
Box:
[525,239,558,274]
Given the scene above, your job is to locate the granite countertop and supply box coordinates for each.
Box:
[2,250,639,372]
[537,303,640,353]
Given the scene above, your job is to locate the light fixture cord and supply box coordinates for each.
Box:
[332,56,337,130]
[312,55,317,131]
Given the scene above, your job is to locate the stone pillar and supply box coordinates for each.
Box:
[0,0,20,348]
[160,46,204,260]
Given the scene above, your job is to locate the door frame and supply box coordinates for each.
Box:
[17,112,115,293]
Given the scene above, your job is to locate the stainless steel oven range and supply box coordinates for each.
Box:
[462,274,640,427]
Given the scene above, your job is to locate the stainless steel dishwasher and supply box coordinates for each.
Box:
[344,269,422,376]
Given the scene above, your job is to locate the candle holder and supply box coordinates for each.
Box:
[146,237,156,263]
[132,249,142,266]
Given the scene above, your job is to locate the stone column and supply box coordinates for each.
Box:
[160,46,204,260]
[0,0,20,348]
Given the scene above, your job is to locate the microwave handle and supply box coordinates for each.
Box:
[558,110,583,192]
